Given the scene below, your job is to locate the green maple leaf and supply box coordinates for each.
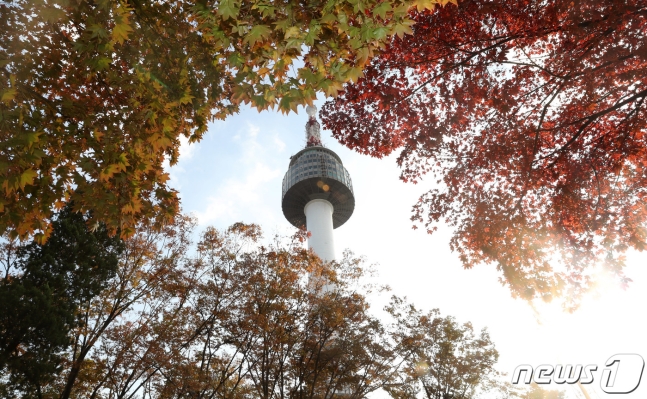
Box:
[180,92,195,105]
[227,52,245,67]
[391,21,414,38]
[95,56,111,70]
[373,2,392,19]
[373,26,389,40]
[319,14,337,25]
[244,25,272,46]
[23,131,41,147]
[346,66,364,83]
[254,3,277,18]
[218,0,240,20]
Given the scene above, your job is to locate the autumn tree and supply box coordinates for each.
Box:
[322,0,647,306]
[385,298,500,399]
[0,215,410,399]
[519,384,565,399]
[0,0,457,242]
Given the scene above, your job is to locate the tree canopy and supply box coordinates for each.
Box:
[1,215,521,399]
[321,0,647,306]
[1,216,401,398]
[385,298,500,399]
[0,0,452,242]
[0,206,123,396]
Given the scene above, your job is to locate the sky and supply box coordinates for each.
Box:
[167,98,647,399]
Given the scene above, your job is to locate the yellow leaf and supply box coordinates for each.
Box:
[158,172,170,184]
[19,169,38,189]
[100,164,123,181]
[112,23,132,44]
[356,47,372,65]
[346,66,364,83]
[118,152,130,167]
[284,26,300,39]
[94,130,104,142]
[112,5,133,44]
[1,88,17,103]
[414,0,436,12]
[180,92,195,105]
[153,136,173,150]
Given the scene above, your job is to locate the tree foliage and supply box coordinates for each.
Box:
[0,216,412,399]
[385,298,499,399]
[322,0,647,306]
[519,384,565,399]
[0,0,453,241]
[0,206,124,397]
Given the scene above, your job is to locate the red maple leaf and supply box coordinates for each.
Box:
[321,0,647,307]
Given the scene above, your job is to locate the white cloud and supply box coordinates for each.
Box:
[194,122,282,227]
[247,122,259,139]
[163,135,198,192]
[273,134,286,152]
[178,135,196,160]
[195,162,281,226]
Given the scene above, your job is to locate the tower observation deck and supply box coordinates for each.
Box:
[281,106,355,261]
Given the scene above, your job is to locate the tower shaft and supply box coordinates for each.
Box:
[304,199,335,261]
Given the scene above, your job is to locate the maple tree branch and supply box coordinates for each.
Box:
[522,73,579,186]
[536,87,647,166]
[382,47,459,69]
[500,59,563,75]
[394,37,520,107]
[518,46,566,79]
[382,31,526,70]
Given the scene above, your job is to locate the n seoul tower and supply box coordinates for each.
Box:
[281,105,354,261]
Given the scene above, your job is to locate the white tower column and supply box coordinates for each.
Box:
[304,199,335,262]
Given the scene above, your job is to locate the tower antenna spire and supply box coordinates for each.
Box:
[305,105,322,147]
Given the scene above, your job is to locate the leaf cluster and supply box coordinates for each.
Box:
[0,0,448,241]
[0,216,403,398]
[385,298,499,399]
[0,215,514,399]
[322,0,647,307]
